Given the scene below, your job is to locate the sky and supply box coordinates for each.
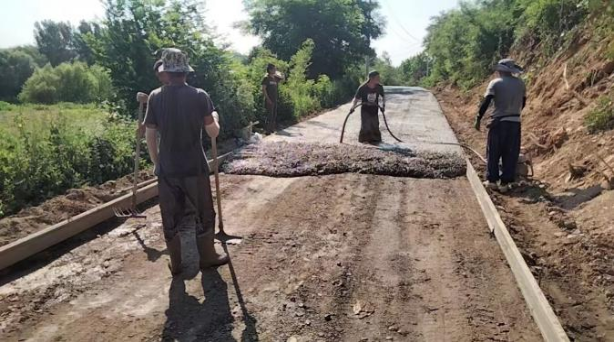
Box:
[0,0,460,66]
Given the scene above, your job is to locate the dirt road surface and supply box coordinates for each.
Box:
[0,88,542,341]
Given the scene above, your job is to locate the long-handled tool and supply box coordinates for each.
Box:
[211,136,242,243]
[114,101,147,218]
[340,103,403,143]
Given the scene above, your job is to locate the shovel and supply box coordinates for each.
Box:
[114,100,147,218]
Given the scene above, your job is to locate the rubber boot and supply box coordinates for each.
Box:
[196,231,229,269]
[166,234,183,276]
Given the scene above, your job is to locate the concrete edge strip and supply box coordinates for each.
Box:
[0,152,232,271]
[465,160,569,342]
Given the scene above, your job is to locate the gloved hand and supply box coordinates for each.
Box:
[381,106,385,113]
[349,107,355,114]
[474,116,481,131]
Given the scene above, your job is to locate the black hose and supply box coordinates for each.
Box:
[339,103,362,143]
[340,103,404,143]
[379,106,403,143]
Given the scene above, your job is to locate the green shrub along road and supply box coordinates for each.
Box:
[0,103,135,217]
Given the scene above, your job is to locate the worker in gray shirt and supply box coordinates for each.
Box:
[475,58,526,192]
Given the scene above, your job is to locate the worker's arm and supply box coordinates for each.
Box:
[136,92,149,138]
[522,96,527,109]
[475,95,494,130]
[275,71,285,82]
[205,111,220,138]
[145,128,159,173]
[350,86,363,113]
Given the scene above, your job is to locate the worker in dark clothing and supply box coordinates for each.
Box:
[143,48,229,275]
[350,71,385,144]
[475,58,526,193]
[261,63,284,134]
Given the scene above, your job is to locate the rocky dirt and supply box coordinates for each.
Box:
[0,170,155,247]
[223,141,466,178]
[0,174,541,341]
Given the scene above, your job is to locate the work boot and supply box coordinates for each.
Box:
[483,181,498,191]
[196,231,230,269]
[165,234,183,276]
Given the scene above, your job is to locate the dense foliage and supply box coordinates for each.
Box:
[0,104,135,216]
[398,0,614,88]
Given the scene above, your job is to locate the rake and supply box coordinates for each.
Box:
[114,100,147,218]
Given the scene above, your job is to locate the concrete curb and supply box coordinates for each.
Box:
[466,160,569,342]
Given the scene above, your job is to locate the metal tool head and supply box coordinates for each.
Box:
[113,206,147,218]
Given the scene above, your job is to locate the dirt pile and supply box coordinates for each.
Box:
[0,170,155,247]
[222,141,466,179]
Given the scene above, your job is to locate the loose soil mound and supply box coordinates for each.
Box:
[222,141,466,178]
[0,170,155,247]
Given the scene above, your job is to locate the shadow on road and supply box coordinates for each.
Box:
[162,244,258,342]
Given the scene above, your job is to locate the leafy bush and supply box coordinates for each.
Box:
[584,96,614,133]
[18,62,113,104]
[0,104,134,217]
[0,49,37,102]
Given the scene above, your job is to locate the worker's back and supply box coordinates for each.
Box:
[485,75,526,122]
[145,84,215,177]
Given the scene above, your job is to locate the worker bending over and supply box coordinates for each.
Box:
[351,71,385,144]
[144,48,229,275]
[475,58,526,193]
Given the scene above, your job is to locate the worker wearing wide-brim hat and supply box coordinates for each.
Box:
[143,48,229,275]
[475,58,527,193]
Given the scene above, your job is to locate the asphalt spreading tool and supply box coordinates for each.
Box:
[114,100,147,218]
[340,104,403,143]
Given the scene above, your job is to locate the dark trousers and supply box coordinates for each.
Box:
[359,108,382,143]
[486,121,521,184]
[265,101,278,134]
[158,173,215,241]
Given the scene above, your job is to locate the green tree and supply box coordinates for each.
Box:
[243,0,384,79]
[0,49,37,102]
[19,62,113,104]
[373,52,402,86]
[34,20,77,66]
[73,20,103,65]
[10,45,48,67]
[399,52,431,86]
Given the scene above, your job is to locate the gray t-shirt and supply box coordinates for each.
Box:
[144,84,215,177]
[484,75,526,122]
